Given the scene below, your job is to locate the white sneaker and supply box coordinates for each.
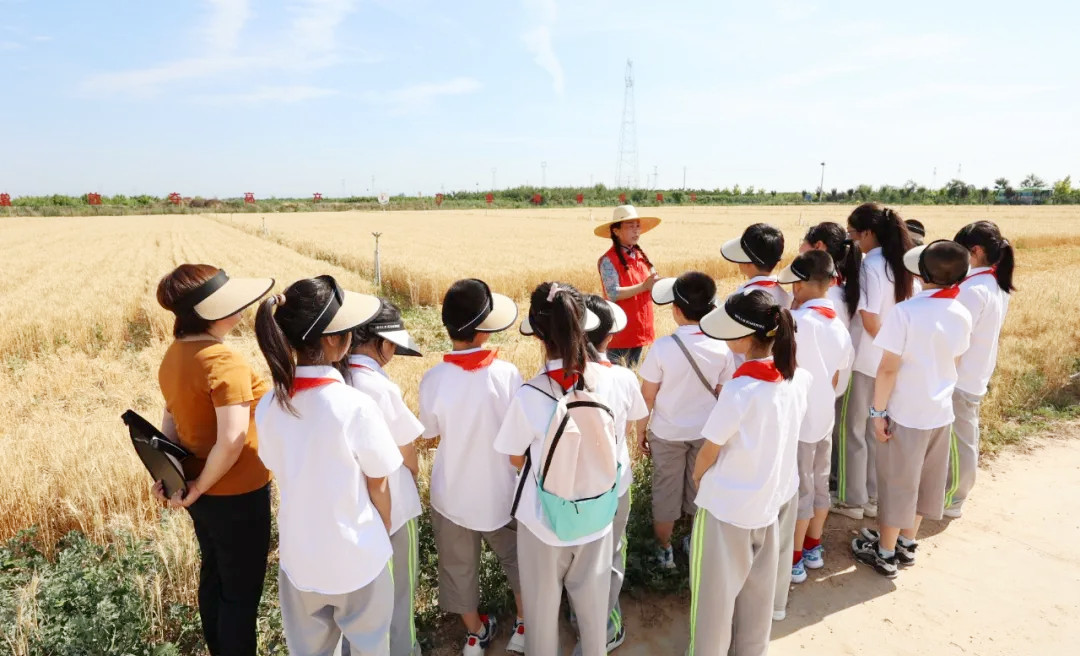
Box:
[943,505,963,518]
[863,500,878,518]
[830,502,864,520]
[505,618,525,653]
[772,609,786,621]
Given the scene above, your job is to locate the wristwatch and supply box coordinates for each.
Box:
[868,406,888,419]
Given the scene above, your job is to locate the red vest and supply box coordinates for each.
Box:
[599,246,655,349]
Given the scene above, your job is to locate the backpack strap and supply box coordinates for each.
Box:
[510,450,531,517]
[672,334,718,399]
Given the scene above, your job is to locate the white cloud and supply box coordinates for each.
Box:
[0,40,22,50]
[288,0,357,56]
[369,77,482,112]
[32,35,52,42]
[771,1,818,22]
[521,0,563,96]
[193,85,339,105]
[203,0,251,53]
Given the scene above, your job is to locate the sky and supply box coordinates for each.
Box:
[1,0,1078,198]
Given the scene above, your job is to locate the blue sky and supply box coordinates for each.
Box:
[1,0,1077,197]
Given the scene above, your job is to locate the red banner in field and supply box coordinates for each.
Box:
[244,192,255,204]
[0,193,11,207]
[690,193,697,202]
[88,193,102,205]
[656,193,664,203]
[575,193,584,204]
[168,192,182,205]
[485,193,494,204]
[531,193,542,205]
[313,193,322,202]
[435,193,444,206]
[618,193,626,204]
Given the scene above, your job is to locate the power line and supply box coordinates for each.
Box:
[615,59,639,189]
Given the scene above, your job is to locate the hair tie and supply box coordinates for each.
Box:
[546,283,562,303]
[272,293,287,307]
[1001,238,1009,247]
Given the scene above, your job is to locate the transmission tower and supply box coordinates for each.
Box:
[615,59,639,189]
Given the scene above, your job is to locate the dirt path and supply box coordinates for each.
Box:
[453,424,1079,654]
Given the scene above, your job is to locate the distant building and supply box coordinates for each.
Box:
[995,187,1052,205]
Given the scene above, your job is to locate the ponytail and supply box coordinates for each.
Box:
[771,307,797,381]
[529,282,590,384]
[255,295,298,415]
[805,222,862,318]
[955,221,1016,293]
[848,203,914,303]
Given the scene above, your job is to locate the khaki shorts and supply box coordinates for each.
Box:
[797,437,832,520]
[875,422,951,529]
[649,433,703,523]
[430,509,521,614]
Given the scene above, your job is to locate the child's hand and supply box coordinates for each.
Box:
[638,431,651,457]
[151,480,168,504]
[873,417,891,443]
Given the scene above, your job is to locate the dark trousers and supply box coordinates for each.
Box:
[608,346,643,368]
[187,483,272,656]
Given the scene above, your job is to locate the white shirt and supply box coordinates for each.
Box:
[639,324,736,441]
[737,275,793,309]
[599,353,649,496]
[346,355,423,535]
[792,299,855,443]
[255,366,402,594]
[955,268,1010,396]
[494,360,619,547]
[418,349,523,531]
[826,282,855,396]
[697,361,811,529]
[873,290,973,429]
[853,247,921,377]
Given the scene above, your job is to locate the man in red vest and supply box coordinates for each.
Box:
[596,205,662,366]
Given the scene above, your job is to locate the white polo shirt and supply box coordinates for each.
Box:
[697,361,811,529]
[255,365,403,595]
[418,349,523,532]
[639,324,736,441]
[826,282,855,396]
[346,355,424,536]
[792,298,855,443]
[494,360,619,547]
[737,275,793,309]
[955,268,1010,396]
[853,247,921,377]
[598,353,649,497]
[873,290,973,429]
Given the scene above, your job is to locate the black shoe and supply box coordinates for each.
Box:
[859,528,917,566]
[851,536,898,578]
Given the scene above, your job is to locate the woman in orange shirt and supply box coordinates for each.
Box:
[154,264,275,656]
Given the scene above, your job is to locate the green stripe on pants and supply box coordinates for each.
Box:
[687,508,707,656]
[837,376,853,503]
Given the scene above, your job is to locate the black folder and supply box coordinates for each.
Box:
[121,410,192,499]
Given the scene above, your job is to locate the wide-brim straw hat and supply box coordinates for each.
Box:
[593,204,662,238]
[179,269,275,321]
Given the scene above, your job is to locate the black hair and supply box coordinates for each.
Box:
[804,221,862,317]
[954,221,1016,293]
[583,294,614,354]
[789,250,836,283]
[254,277,342,415]
[528,282,590,383]
[740,289,798,380]
[672,271,717,321]
[441,279,487,342]
[906,219,926,246]
[919,240,970,287]
[847,203,915,303]
[741,223,785,271]
[156,264,218,337]
[610,222,655,271]
[351,300,399,348]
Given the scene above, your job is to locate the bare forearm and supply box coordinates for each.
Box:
[860,311,882,338]
[367,476,392,533]
[873,368,898,410]
[400,443,419,478]
[613,283,646,301]
[693,441,721,485]
[195,439,244,491]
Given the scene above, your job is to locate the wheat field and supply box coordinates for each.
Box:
[1,206,1078,649]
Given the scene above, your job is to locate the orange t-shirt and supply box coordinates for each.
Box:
[158,339,272,496]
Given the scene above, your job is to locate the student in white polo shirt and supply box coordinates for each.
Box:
[687,289,810,655]
[834,203,919,521]
[253,276,401,656]
[344,300,424,656]
[584,294,648,651]
[637,272,736,570]
[418,279,526,655]
[945,222,1015,517]
[777,252,854,589]
[721,223,794,309]
[851,241,972,579]
[495,282,618,656]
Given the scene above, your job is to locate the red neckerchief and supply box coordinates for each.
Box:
[808,305,837,319]
[733,360,783,382]
[930,286,960,299]
[290,377,337,397]
[349,363,373,371]
[443,349,498,371]
[963,266,997,283]
[545,368,580,391]
[747,279,779,288]
[597,360,613,368]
